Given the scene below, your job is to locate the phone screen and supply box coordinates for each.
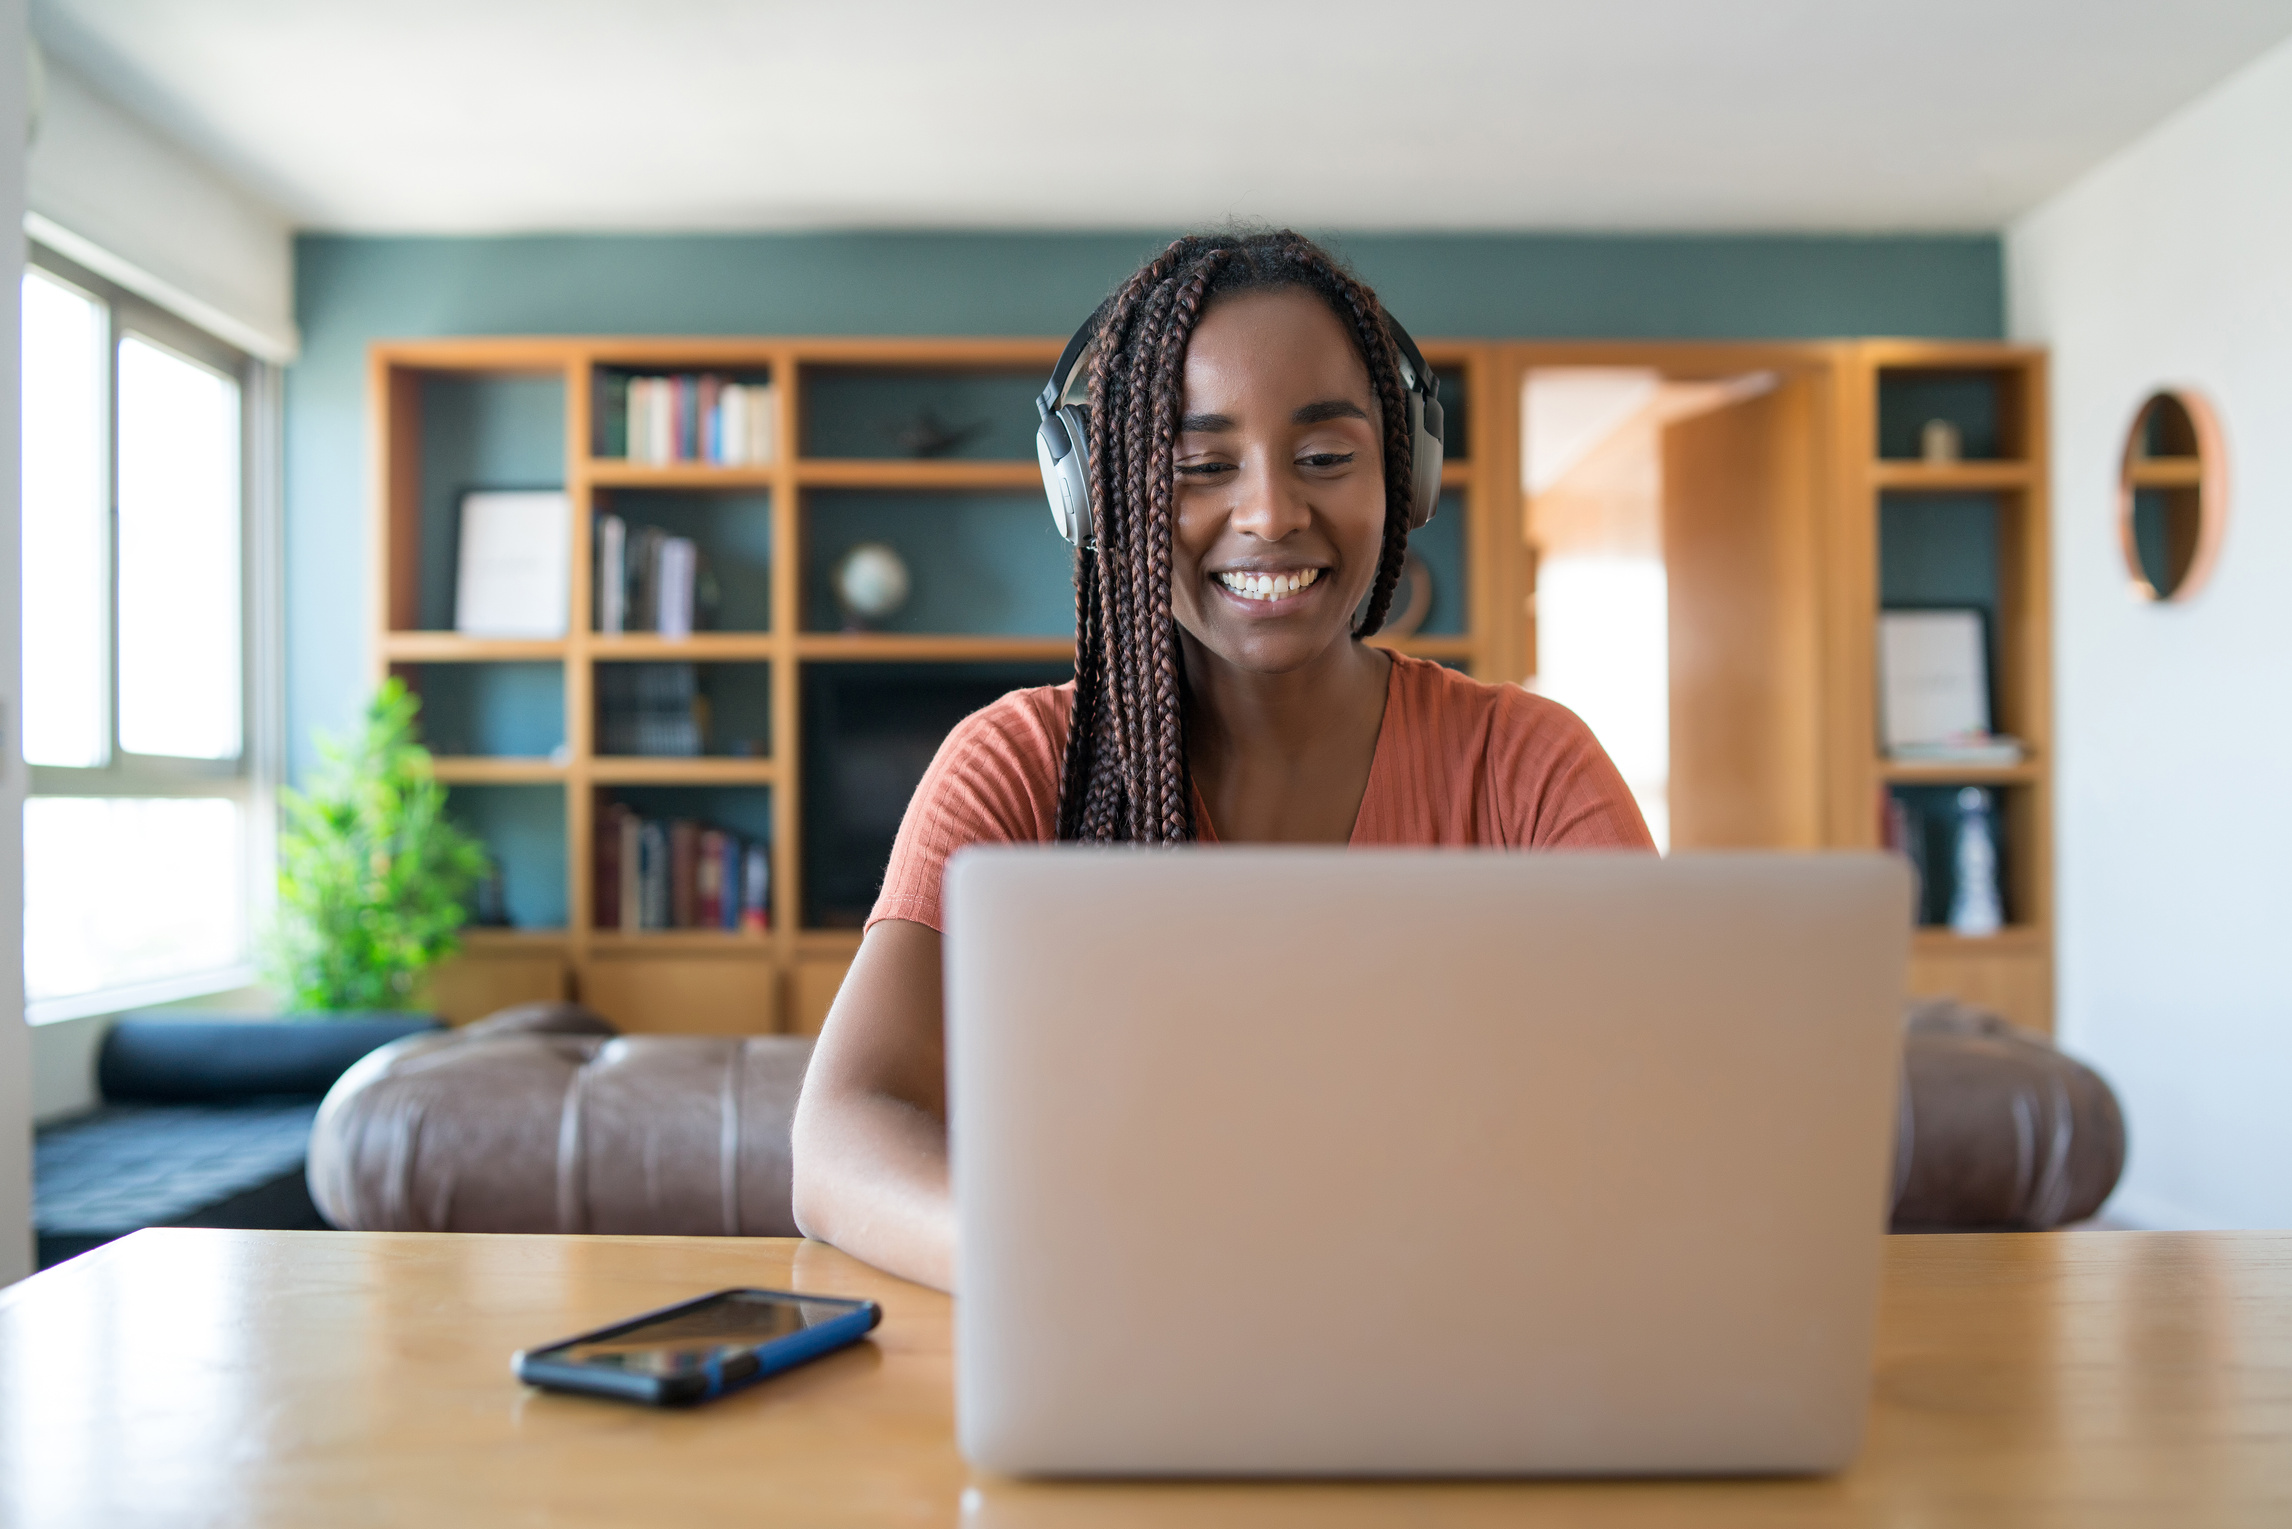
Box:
[545,1291,867,1378]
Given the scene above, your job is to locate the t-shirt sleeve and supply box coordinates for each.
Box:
[1493,688,1657,850]
[865,688,1070,933]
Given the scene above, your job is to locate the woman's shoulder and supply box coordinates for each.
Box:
[1387,652,1596,749]
[940,682,1075,770]
[1380,653,1652,849]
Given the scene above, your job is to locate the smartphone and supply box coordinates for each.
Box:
[514,1287,883,1407]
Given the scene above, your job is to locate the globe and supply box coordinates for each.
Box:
[834,542,911,625]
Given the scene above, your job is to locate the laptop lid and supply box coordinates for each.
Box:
[947,848,1911,1477]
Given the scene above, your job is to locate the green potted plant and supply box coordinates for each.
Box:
[265,679,493,1014]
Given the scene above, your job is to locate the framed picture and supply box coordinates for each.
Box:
[454,489,570,638]
[1877,607,1992,752]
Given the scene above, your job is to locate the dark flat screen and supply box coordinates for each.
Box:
[545,1291,864,1377]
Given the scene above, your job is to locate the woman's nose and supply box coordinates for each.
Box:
[1226,456,1311,541]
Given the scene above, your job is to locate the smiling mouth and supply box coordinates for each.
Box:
[1215,568,1323,603]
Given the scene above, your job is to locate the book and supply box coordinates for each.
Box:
[596,514,627,635]
[669,819,699,928]
[656,537,698,639]
[741,843,771,932]
[598,373,629,459]
[720,835,743,930]
[454,491,570,638]
[595,802,627,931]
[748,384,776,464]
[637,820,671,929]
[618,808,642,932]
[696,829,726,928]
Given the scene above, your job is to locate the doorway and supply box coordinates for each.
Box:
[1519,356,1829,851]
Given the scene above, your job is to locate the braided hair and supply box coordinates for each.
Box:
[1053,230,1417,845]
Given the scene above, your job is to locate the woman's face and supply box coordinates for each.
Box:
[1166,286,1388,676]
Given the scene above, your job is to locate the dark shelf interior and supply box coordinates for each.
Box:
[802,367,1043,461]
[401,662,564,758]
[444,783,567,930]
[1876,369,2016,461]
[801,661,1072,928]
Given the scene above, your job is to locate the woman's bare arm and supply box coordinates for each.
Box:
[789,917,956,1291]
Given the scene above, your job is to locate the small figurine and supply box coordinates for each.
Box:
[1948,786,2003,937]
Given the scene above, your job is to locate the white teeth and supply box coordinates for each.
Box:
[1218,568,1321,602]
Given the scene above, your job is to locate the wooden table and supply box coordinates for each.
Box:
[2,1230,2288,1526]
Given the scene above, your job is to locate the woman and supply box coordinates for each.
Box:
[790,231,1651,1290]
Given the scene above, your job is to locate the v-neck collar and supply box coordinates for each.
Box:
[1189,653,1403,846]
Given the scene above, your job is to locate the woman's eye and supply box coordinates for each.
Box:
[1298,452,1355,470]
[1175,461,1237,480]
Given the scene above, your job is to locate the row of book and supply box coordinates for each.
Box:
[596,662,707,757]
[596,802,770,932]
[596,515,719,637]
[598,374,778,465]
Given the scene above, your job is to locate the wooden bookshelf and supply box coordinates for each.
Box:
[378,334,2050,1037]
[373,336,1512,1036]
[1847,342,2053,1033]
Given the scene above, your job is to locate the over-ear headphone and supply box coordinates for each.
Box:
[1034,306,1445,550]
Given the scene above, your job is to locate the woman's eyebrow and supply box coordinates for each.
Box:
[1293,399,1370,425]
[1179,411,1234,433]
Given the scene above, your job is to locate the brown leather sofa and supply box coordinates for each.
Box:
[307,996,2125,1237]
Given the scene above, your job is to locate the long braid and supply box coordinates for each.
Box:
[1055,230,1415,843]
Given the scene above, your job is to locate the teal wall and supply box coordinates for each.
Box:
[288,229,2003,775]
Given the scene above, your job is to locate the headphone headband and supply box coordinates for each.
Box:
[1034,303,1444,550]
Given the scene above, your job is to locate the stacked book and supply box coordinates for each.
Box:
[595,515,716,638]
[596,663,705,757]
[597,372,777,465]
[596,802,770,933]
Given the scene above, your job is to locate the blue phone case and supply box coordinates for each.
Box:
[514,1287,882,1406]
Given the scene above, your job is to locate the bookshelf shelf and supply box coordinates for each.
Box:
[794,633,1077,663]
[795,460,1042,490]
[588,634,778,660]
[2125,456,2204,489]
[1372,635,1477,662]
[383,634,567,663]
[432,757,567,784]
[1914,926,2046,955]
[587,930,775,955]
[588,757,777,785]
[461,928,570,952]
[1869,461,2033,491]
[585,461,778,488]
[1878,759,2041,786]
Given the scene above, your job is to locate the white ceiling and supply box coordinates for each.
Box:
[33,0,2292,234]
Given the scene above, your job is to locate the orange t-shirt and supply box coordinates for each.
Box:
[866,652,1654,933]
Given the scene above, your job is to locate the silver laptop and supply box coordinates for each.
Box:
[945,848,1911,1478]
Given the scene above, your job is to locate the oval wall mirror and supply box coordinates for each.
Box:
[2118,389,2227,602]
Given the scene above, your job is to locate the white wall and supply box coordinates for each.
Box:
[2007,35,2292,1229]
[26,52,294,361]
[2,0,33,1287]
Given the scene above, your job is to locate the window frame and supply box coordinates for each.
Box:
[23,243,283,1024]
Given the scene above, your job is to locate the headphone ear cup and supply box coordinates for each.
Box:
[1037,406,1095,547]
[1408,391,1445,531]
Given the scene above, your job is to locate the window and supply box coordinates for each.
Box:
[20,249,275,1022]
